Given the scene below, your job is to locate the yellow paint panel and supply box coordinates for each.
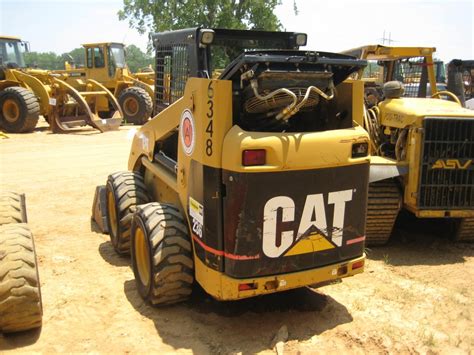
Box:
[284,233,335,256]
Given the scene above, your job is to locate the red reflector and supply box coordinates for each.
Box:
[352,260,365,270]
[242,149,266,166]
[238,283,257,291]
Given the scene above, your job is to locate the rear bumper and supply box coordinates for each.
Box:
[195,253,365,301]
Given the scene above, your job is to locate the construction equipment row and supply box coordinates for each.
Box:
[0,37,156,134]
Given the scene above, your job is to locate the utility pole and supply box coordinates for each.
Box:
[379,30,397,45]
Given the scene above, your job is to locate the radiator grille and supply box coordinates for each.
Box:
[418,117,474,209]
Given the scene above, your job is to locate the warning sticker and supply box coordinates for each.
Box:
[189,197,204,225]
[189,197,204,238]
[180,109,195,156]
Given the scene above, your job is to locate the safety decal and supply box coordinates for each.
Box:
[180,109,195,156]
[189,196,204,238]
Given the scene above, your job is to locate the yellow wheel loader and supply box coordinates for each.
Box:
[95,28,371,305]
[56,42,154,125]
[0,36,122,133]
[342,45,474,245]
[0,191,42,333]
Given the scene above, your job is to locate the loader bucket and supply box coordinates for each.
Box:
[91,110,122,132]
[49,77,123,133]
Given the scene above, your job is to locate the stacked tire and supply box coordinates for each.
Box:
[0,192,42,333]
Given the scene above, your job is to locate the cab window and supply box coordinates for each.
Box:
[93,47,105,68]
[87,48,93,68]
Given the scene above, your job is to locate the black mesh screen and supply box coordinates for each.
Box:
[418,117,474,209]
[392,57,427,97]
[155,44,189,113]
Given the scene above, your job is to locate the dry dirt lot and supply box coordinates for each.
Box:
[0,121,473,354]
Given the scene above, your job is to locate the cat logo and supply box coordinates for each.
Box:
[431,159,473,170]
[262,190,353,258]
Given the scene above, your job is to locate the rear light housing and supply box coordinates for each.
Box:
[238,282,257,291]
[352,260,365,270]
[352,142,369,158]
[242,149,266,166]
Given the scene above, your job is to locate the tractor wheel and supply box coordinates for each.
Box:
[0,87,39,133]
[0,223,42,333]
[131,203,194,306]
[0,191,27,226]
[106,172,151,255]
[118,87,153,125]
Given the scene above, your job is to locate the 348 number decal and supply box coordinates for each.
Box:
[206,81,214,156]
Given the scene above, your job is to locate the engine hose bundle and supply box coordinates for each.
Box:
[250,80,335,122]
[363,105,383,154]
[250,80,298,121]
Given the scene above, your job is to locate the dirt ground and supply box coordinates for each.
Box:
[0,120,473,354]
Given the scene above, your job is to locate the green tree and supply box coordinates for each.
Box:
[125,44,153,72]
[118,0,283,34]
[24,51,62,70]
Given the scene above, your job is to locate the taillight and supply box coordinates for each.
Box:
[238,282,257,291]
[242,149,266,166]
[352,260,365,270]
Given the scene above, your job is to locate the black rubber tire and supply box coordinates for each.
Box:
[0,191,27,226]
[118,87,153,125]
[106,172,151,255]
[0,87,39,133]
[0,223,42,333]
[131,203,194,306]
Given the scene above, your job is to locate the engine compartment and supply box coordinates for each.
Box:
[219,51,366,132]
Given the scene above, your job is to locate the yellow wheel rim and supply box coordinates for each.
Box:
[134,226,151,287]
[123,97,139,116]
[107,190,118,238]
[3,99,20,123]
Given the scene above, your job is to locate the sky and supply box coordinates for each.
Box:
[1,0,472,62]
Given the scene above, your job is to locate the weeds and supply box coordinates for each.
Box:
[422,331,436,347]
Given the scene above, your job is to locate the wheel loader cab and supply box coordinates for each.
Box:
[0,37,27,68]
[108,28,371,304]
[84,43,126,84]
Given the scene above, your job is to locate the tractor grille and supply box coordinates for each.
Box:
[418,117,474,209]
[154,44,189,114]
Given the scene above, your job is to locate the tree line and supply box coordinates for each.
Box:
[24,44,153,72]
